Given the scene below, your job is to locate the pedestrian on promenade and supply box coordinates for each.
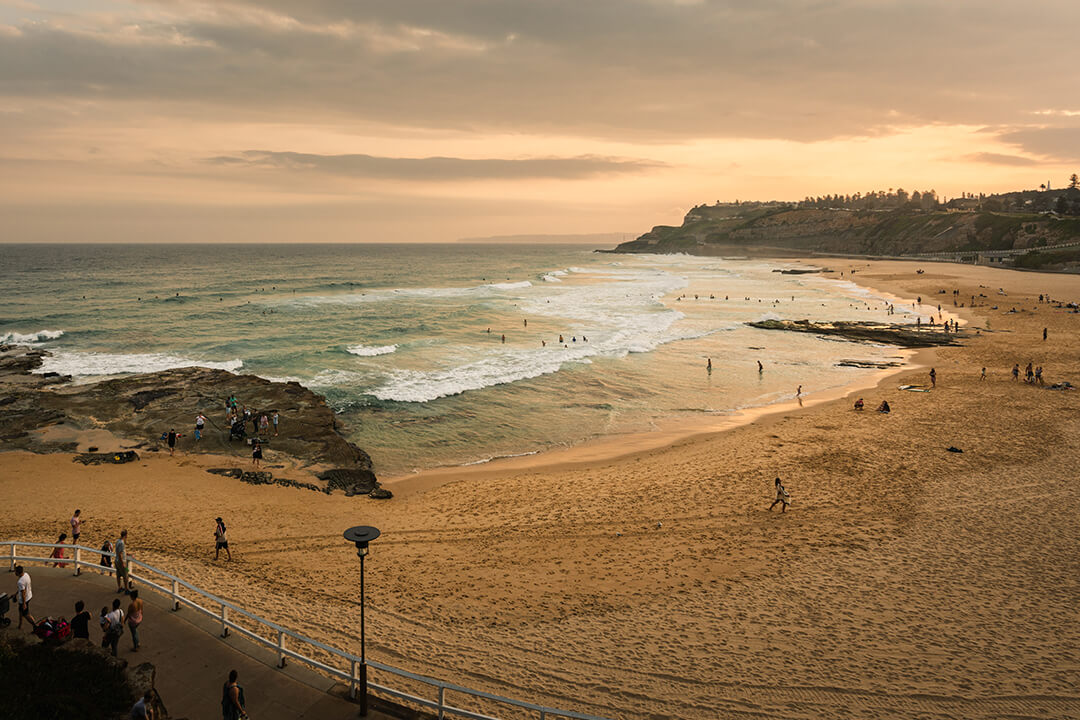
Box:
[14,565,35,630]
[70,508,83,545]
[115,529,132,594]
[103,598,125,656]
[71,600,91,640]
[214,517,232,561]
[127,589,143,651]
[222,669,248,720]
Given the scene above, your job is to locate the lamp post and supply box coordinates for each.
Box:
[343,525,380,717]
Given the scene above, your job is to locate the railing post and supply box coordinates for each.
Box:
[8,543,14,571]
[277,631,286,668]
[171,579,180,610]
[73,546,81,576]
[350,660,359,699]
[221,604,229,637]
[438,686,445,720]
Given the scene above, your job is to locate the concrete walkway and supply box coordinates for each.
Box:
[3,566,406,719]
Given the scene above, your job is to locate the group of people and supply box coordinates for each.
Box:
[1012,362,1046,385]
[225,396,279,439]
[853,397,891,413]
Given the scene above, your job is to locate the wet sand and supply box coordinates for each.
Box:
[3,259,1080,719]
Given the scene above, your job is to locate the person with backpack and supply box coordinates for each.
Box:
[222,669,248,719]
[103,598,125,656]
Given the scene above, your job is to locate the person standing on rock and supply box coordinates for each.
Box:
[272,410,279,437]
[166,428,180,457]
[214,517,232,561]
[258,413,270,437]
[252,441,262,468]
[195,413,207,442]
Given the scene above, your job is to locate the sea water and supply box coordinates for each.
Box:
[0,244,917,475]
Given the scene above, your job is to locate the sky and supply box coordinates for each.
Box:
[1,0,1078,243]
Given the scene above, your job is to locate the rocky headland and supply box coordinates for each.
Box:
[747,319,963,348]
[0,345,387,498]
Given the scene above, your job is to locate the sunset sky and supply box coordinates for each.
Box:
[2,0,1078,243]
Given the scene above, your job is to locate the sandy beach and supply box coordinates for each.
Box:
[3,259,1080,719]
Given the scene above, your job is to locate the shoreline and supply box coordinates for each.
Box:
[382,261,949,496]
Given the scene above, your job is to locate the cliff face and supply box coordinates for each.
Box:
[614,205,1080,257]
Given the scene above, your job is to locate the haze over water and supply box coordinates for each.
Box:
[2,244,914,475]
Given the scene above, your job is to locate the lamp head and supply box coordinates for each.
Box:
[343,525,381,558]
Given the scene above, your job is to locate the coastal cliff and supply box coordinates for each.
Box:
[0,345,384,496]
[611,200,1080,262]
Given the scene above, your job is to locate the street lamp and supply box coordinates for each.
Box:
[343,525,380,717]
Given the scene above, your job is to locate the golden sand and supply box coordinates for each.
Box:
[3,259,1079,719]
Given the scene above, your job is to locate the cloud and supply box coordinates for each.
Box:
[1,1,1079,142]
[965,152,1041,167]
[997,126,1080,163]
[205,150,664,180]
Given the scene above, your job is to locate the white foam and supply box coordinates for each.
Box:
[346,344,398,357]
[540,274,562,283]
[33,351,243,378]
[1,329,64,344]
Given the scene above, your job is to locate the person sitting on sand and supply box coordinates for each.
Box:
[877,400,891,413]
[50,532,68,568]
[854,398,864,411]
[769,477,790,513]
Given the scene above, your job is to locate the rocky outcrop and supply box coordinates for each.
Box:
[0,345,385,497]
[748,319,962,348]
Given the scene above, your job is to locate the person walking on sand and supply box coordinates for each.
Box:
[214,517,232,561]
[252,441,262,468]
[115,529,132,594]
[980,367,986,381]
[70,508,83,545]
[1012,364,1020,382]
[14,565,35,630]
[127,590,143,651]
[195,413,206,442]
[1043,327,1048,341]
[706,358,712,373]
[769,477,790,513]
[166,428,180,456]
[222,669,248,720]
[757,360,763,373]
[929,367,936,388]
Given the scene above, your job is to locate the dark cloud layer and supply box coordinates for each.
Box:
[1,1,1077,142]
[998,127,1080,164]
[206,150,663,180]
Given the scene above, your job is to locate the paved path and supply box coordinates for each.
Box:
[3,566,403,720]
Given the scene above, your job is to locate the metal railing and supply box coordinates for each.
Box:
[5,540,610,720]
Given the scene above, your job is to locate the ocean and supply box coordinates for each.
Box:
[1,244,916,476]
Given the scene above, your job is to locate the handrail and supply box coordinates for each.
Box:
[4,540,611,720]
